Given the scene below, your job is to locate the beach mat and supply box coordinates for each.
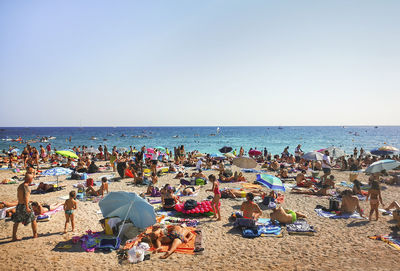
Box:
[286,220,316,236]
[369,235,400,251]
[314,208,365,219]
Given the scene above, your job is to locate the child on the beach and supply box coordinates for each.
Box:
[151,172,158,185]
[64,191,77,233]
[366,180,384,221]
[206,174,221,221]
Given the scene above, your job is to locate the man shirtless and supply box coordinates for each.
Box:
[296,170,314,187]
[240,193,262,220]
[340,190,364,216]
[269,203,306,224]
[12,174,38,241]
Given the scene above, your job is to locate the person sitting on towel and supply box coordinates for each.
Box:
[296,170,314,188]
[86,177,108,197]
[240,193,262,220]
[269,202,306,224]
[339,190,364,217]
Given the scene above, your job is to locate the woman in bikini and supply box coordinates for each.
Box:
[206,174,221,220]
[366,180,384,221]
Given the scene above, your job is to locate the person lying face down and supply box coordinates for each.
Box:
[269,202,307,224]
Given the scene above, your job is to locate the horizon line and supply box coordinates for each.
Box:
[0,125,399,128]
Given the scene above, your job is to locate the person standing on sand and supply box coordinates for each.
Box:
[11,174,38,241]
[64,191,77,233]
[206,174,221,220]
[321,150,332,181]
[366,180,384,221]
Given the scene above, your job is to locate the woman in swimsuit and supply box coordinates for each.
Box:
[150,225,194,259]
[366,180,384,221]
[206,174,221,220]
[162,187,179,211]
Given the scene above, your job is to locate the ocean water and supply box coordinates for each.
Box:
[0,126,399,156]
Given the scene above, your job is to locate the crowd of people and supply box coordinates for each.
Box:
[2,142,399,260]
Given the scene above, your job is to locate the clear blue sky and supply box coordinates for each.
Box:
[1,0,399,126]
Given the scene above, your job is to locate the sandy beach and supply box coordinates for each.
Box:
[0,163,399,271]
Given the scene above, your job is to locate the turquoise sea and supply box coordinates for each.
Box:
[0,126,399,155]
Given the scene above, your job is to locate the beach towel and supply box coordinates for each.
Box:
[369,235,400,251]
[286,220,316,236]
[314,208,365,219]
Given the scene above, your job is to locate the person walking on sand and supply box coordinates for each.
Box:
[206,174,221,220]
[11,174,37,241]
[64,191,77,233]
[366,180,384,221]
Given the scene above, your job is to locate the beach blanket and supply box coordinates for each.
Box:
[43,204,64,216]
[286,220,316,235]
[240,218,282,238]
[314,208,365,219]
[369,235,400,251]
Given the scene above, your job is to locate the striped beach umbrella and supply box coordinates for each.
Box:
[256,174,285,192]
[365,159,400,174]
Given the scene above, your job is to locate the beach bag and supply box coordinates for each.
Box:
[234,218,256,228]
[223,169,233,177]
[151,187,161,197]
[329,197,340,212]
[71,171,82,180]
[262,196,275,206]
[180,179,191,185]
[242,227,260,238]
[86,178,94,187]
[97,237,121,251]
[195,178,206,185]
[184,199,198,210]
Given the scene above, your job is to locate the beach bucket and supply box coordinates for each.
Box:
[349,172,358,182]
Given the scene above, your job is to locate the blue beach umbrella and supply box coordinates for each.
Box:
[42,167,73,185]
[99,192,156,229]
[364,159,400,174]
[256,174,285,192]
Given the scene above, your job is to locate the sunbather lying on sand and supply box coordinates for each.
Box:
[269,203,306,224]
[221,188,265,199]
[148,225,194,259]
[290,187,329,196]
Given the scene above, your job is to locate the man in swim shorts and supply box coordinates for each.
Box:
[269,203,306,224]
[11,174,38,241]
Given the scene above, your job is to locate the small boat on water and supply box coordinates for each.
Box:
[172,135,179,138]
[90,136,97,140]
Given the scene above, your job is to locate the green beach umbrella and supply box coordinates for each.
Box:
[55,150,78,159]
